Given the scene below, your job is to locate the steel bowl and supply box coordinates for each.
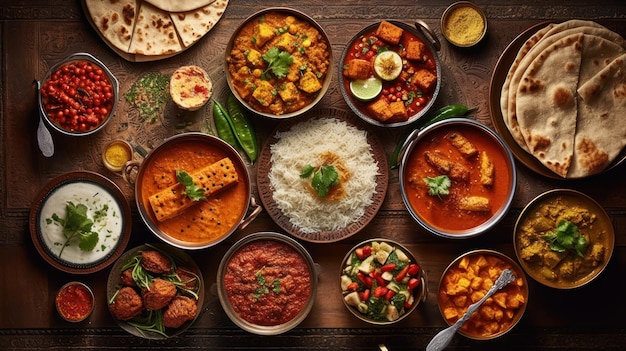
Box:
[437,249,528,340]
[339,20,442,127]
[55,281,95,323]
[216,232,318,335]
[399,118,516,239]
[339,238,427,325]
[126,133,261,250]
[441,1,488,47]
[38,52,119,136]
[224,7,333,119]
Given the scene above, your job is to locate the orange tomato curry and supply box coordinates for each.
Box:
[140,140,248,243]
[403,125,511,232]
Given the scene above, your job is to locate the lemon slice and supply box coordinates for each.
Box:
[373,51,403,81]
[350,77,383,102]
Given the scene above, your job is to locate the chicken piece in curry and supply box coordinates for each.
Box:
[227,12,331,116]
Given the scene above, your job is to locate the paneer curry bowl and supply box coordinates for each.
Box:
[225,8,333,118]
[513,189,614,289]
[132,133,256,250]
[399,118,516,238]
[339,20,441,127]
[437,250,528,340]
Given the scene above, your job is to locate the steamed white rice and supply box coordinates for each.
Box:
[268,118,379,233]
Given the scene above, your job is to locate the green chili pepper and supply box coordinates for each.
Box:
[212,99,239,150]
[389,104,476,169]
[226,93,258,163]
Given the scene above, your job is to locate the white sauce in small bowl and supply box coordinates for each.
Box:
[38,181,124,265]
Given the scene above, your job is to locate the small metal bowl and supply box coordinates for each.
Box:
[102,139,133,172]
[224,7,333,119]
[513,189,615,289]
[339,238,427,325]
[441,1,487,47]
[399,118,516,239]
[38,52,119,136]
[437,249,528,340]
[216,232,318,335]
[55,281,95,322]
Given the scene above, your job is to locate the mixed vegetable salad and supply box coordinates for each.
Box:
[340,240,423,323]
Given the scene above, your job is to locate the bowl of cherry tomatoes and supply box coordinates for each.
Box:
[38,52,118,136]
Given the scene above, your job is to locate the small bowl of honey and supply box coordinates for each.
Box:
[103,139,133,172]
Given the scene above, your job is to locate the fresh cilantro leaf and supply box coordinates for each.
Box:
[300,164,315,178]
[423,175,451,199]
[300,164,340,198]
[542,220,588,257]
[49,201,101,258]
[176,170,206,201]
[262,47,293,79]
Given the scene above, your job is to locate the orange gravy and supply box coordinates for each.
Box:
[403,125,511,232]
[140,140,248,243]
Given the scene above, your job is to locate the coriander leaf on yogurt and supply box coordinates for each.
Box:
[48,201,100,258]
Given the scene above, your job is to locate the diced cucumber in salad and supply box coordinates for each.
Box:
[341,240,422,322]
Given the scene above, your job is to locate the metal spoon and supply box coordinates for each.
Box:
[426,268,516,351]
[34,80,54,157]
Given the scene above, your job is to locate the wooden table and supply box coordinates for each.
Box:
[1,1,625,349]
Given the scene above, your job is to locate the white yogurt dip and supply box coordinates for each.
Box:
[39,181,124,265]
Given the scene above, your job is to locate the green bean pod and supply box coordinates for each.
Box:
[212,99,239,150]
[389,104,475,169]
[226,93,258,163]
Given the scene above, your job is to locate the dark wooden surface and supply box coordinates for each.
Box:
[1,0,626,350]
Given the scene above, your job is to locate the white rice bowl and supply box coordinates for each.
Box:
[268,118,379,233]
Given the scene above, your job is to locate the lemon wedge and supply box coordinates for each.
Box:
[373,51,403,81]
[350,77,383,102]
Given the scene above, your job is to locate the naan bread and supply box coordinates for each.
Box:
[85,0,137,53]
[500,19,626,177]
[515,34,583,177]
[128,1,182,55]
[144,0,215,13]
[170,0,228,47]
[571,54,626,177]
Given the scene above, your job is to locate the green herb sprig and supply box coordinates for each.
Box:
[48,201,100,258]
[300,164,340,197]
[423,175,451,199]
[176,170,205,201]
[254,267,281,300]
[262,47,293,79]
[542,220,588,258]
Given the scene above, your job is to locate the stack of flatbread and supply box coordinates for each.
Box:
[501,20,626,178]
[84,0,228,59]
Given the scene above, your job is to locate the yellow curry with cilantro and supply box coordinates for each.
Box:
[226,11,331,116]
[514,191,613,288]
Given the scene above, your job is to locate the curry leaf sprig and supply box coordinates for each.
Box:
[48,201,100,258]
[423,175,451,199]
[176,170,205,201]
[542,220,589,258]
[262,47,293,79]
[300,164,340,198]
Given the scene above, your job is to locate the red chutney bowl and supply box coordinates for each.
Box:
[216,232,318,335]
[55,281,95,322]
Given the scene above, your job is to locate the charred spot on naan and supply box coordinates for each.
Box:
[576,137,609,174]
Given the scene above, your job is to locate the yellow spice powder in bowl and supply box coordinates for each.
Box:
[441,1,487,47]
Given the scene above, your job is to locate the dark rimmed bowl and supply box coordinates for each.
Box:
[216,232,318,335]
[513,189,614,289]
[339,238,427,325]
[437,249,528,340]
[38,52,118,136]
[339,20,442,127]
[399,118,516,239]
[224,7,333,119]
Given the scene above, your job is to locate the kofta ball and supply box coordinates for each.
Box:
[142,278,177,310]
[163,295,198,328]
[109,286,144,321]
[141,250,172,274]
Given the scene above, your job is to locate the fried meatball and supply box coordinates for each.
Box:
[120,268,136,287]
[109,287,144,321]
[141,250,172,274]
[142,278,177,310]
[175,267,198,290]
[163,295,198,328]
